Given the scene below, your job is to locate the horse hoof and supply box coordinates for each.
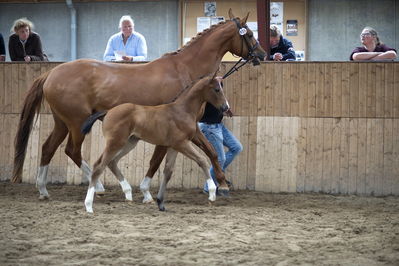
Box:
[156,198,166,211]
[38,195,49,200]
[96,192,106,198]
[143,198,154,204]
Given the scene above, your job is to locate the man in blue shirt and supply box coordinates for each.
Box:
[269,24,295,61]
[103,15,147,62]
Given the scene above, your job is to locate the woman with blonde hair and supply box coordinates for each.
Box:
[350,26,397,61]
[8,17,47,62]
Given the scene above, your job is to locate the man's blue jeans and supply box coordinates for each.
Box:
[199,122,243,192]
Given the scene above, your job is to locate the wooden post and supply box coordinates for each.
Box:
[257,0,270,60]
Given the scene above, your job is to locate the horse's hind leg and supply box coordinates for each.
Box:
[156,148,178,211]
[107,136,140,201]
[85,138,128,213]
[174,141,217,202]
[37,114,68,200]
[140,145,168,204]
[65,128,105,194]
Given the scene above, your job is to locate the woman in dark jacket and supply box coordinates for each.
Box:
[8,17,47,62]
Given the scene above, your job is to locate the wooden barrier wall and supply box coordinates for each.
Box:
[0,62,398,196]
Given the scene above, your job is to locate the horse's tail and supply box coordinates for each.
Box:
[11,71,50,183]
[81,111,107,135]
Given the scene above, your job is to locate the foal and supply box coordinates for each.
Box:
[81,76,229,213]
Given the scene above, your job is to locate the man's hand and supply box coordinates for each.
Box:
[24,56,31,62]
[273,53,283,61]
[122,55,133,61]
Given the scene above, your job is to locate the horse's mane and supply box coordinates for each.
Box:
[161,21,228,57]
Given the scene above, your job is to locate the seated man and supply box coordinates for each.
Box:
[269,24,296,61]
[103,15,147,62]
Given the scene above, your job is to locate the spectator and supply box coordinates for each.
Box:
[350,27,397,61]
[103,15,147,62]
[0,33,5,61]
[199,79,242,194]
[269,24,296,61]
[9,18,47,62]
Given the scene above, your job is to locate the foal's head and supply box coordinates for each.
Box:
[200,77,229,112]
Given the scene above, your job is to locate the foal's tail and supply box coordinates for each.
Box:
[11,71,50,183]
[81,111,107,135]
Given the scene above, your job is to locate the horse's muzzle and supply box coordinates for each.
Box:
[220,103,229,113]
[252,58,260,66]
[251,51,266,66]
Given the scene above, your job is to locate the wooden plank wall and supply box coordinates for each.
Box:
[0,61,398,196]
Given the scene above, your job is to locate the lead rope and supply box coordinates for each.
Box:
[222,58,250,79]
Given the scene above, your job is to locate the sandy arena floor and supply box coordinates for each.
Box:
[0,182,398,266]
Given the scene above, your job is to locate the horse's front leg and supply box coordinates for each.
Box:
[192,126,229,196]
[156,148,178,211]
[140,145,168,203]
[174,141,217,202]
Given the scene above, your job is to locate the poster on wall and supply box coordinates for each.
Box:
[204,2,216,17]
[197,16,224,33]
[246,22,258,40]
[197,17,211,33]
[286,20,298,36]
[295,51,305,61]
[270,2,283,33]
[270,2,283,23]
[211,16,225,25]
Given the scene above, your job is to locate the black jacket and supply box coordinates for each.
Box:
[270,36,296,61]
[200,103,223,124]
[0,33,5,56]
[9,32,47,61]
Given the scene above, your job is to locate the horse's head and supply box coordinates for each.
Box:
[228,9,266,65]
[202,76,229,113]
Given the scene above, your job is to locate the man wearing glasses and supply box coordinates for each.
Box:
[350,27,397,61]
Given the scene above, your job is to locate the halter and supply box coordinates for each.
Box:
[232,18,260,61]
[223,18,261,79]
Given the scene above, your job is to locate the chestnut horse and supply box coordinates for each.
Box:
[81,76,227,213]
[12,9,265,201]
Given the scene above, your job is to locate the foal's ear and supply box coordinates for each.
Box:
[228,8,235,20]
[241,12,250,25]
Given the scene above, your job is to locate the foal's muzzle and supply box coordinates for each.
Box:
[220,103,229,113]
